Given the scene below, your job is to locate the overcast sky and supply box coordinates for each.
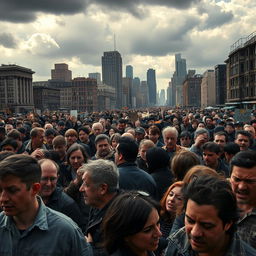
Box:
[0,0,255,91]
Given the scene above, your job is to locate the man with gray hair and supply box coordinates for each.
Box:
[190,128,209,162]
[79,159,119,256]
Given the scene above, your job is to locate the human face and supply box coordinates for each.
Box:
[203,150,219,168]
[92,124,103,136]
[139,145,150,161]
[34,131,44,147]
[214,135,226,150]
[65,133,77,146]
[164,131,177,150]
[79,172,101,208]
[225,125,234,134]
[235,134,250,151]
[148,132,159,144]
[45,134,55,146]
[39,162,58,199]
[180,136,191,147]
[69,149,85,170]
[230,166,256,206]
[126,208,162,254]
[166,186,183,213]
[0,175,39,218]
[185,199,231,254]
[79,130,89,144]
[96,139,111,158]
[111,139,118,149]
[53,144,67,158]
[109,129,115,137]
[1,145,16,152]
[198,123,205,129]
[244,127,256,138]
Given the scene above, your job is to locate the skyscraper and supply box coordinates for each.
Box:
[89,72,101,84]
[147,68,157,106]
[51,63,72,82]
[126,65,133,79]
[215,64,226,105]
[102,51,123,109]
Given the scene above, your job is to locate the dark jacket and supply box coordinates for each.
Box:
[118,162,157,199]
[111,246,155,256]
[45,186,87,233]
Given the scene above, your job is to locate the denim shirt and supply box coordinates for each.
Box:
[164,227,256,256]
[0,197,92,256]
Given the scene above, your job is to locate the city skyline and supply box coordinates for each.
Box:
[0,0,255,91]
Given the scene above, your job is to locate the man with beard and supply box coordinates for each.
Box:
[230,151,256,249]
[92,134,115,162]
[165,175,256,255]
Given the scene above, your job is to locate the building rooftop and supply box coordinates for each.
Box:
[230,31,256,54]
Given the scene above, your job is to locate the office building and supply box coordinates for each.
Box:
[51,63,72,82]
[147,68,157,106]
[201,70,216,108]
[215,64,227,106]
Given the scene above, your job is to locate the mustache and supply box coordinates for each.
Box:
[235,189,249,195]
[188,234,205,243]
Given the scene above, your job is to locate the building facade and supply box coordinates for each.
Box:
[97,83,116,110]
[88,73,101,84]
[122,77,132,108]
[102,51,123,109]
[147,68,157,106]
[226,31,256,108]
[201,70,216,108]
[126,65,133,79]
[51,63,72,82]
[0,64,34,113]
[215,64,227,106]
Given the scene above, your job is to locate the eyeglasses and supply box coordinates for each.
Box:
[41,177,57,182]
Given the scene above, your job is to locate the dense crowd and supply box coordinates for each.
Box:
[0,107,256,255]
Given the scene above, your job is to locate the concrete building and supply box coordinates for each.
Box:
[71,77,98,113]
[51,63,72,82]
[183,73,202,107]
[102,51,123,109]
[147,68,157,106]
[33,86,60,112]
[137,81,149,108]
[89,72,101,84]
[201,70,216,108]
[215,64,227,106]
[122,77,132,108]
[132,77,141,108]
[97,83,116,110]
[226,31,256,108]
[159,89,166,106]
[0,64,34,113]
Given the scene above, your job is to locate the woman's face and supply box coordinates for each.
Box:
[126,208,162,254]
[111,139,118,149]
[165,186,183,213]
[109,129,115,137]
[69,149,85,170]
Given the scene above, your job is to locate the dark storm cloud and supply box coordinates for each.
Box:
[130,16,200,56]
[0,0,88,22]
[0,0,200,23]
[198,4,234,29]
[0,33,17,48]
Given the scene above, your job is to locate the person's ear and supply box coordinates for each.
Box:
[31,183,41,195]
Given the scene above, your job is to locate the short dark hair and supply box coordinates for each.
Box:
[202,142,221,154]
[0,138,18,151]
[231,150,256,171]
[117,137,138,162]
[235,130,253,146]
[179,131,192,139]
[66,143,88,165]
[0,154,41,189]
[78,127,90,135]
[45,128,57,137]
[183,175,238,233]
[7,129,22,140]
[223,142,240,155]
[103,191,160,254]
[95,134,110,146]
[214,131,228,142]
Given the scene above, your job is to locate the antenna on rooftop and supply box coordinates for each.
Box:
[114,34,116,51]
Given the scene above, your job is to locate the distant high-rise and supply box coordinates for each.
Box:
[174,54,187,106]
[159,89,166,106]
[51,63,72,82]
[215,64,226,105]
[147,68,157,106]
[126,65,133,79]
[102,51,123,109]
[89,72,101,84]
[201,70,215,108]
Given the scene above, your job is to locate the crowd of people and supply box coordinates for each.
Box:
[0,107,256,255]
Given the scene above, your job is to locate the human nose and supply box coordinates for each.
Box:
[79,183,84,192]
[238,181,247,190]
[0,190,9,202]
[190,223,202,237]
[154,225,162,237]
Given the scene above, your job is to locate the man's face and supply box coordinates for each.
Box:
[244,127,256,138]
[180,136,191,147]
[185,199,231,254]
[231,166,256,206]
[65,133,77,146]
[117,122,125,131]
[39,162,58,199]
[203,150,219,168]
[45,134,55,146]
[225,125,234,134]
[235,134,250,151]
[139,145,150,161]
[53,144,67,158]
[0,175,38,217]
[79,130,89,143]
[79,172,101,208]
[92,124,103,136]
[69,149,85,170]
[164,131,177,150]
[148,132,159,144]
[214,135,226,150]
[96,139,111,158]
[135,133,145,143]
[1,145,16,152]
[34,131,44,147]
